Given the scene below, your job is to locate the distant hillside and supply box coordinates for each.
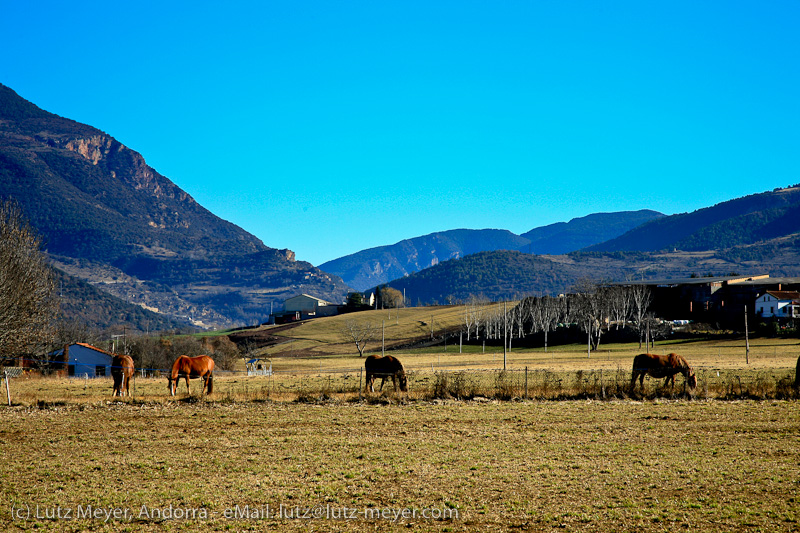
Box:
[54,269,190,334]
[587,186,800,253]
[0,83,350,329]
[319,229,529,291]
[381,240,800,305]
[381,251,589,304]
[521,210,664,255]
[321,210,663,291]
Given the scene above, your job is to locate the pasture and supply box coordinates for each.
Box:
[1,335,798,531]
[1,400,798,531]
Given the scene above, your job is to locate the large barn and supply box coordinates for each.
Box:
[611,274,800,327]
[273,294,342,323]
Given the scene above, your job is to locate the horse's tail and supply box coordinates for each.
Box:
[631,354,646,373]
[207,374,214,394]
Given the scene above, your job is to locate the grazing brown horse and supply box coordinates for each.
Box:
[795,355,800,390]
[111,354,134,397]
[631,352,697,391]
[168,355,215,396]
[365,355,408,392]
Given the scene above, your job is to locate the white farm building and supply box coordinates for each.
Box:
[755,291,800,319]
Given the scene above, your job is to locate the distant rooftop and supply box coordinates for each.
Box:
[611,274,770,286]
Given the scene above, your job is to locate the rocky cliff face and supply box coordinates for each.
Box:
[0,83,350,329]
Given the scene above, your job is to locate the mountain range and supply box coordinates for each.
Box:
[382,186,800,304]
[320,210,663,291]
[2,81,799,330]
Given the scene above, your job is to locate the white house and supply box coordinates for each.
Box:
[755,291,800,319]
[50,343,115,378]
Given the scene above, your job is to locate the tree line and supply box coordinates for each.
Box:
[461,281,655,352]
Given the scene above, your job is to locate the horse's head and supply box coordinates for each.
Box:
[398,371,408,392]
[687,372,697,389]
[167,377,176,396]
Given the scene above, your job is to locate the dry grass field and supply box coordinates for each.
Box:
[2,317,799,531]
[1,400,798,532]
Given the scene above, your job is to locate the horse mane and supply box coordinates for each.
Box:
[668,353,696,379]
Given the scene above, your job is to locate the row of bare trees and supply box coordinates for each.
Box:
[462,281,654,352]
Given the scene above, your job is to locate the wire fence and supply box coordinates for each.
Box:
[2,352,799,404]
[277,365,799,402]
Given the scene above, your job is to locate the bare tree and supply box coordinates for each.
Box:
[341,319,375,357]
[630,284,652,349]
[463,302,474,341]
[529,295,565,352]
[568,279,608,353]
[471,294,489,341]
[49,318,104,359]
[606,285,632,330]
[0,200,57,363]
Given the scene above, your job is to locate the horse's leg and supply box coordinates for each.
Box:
[184,375,190,395]
[379,377,386,391]
[392,374,398,392]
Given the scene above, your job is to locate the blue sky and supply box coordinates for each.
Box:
[2,1,798,266]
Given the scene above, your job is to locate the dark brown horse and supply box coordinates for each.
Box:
[111,354,134,397]
[631,353,697,391]
[365,355,408,392]
[168,355,215,396]
[795,355,800,390]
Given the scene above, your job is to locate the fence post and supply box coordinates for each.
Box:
[4,370,10,406]
[525,366,528,400]
[601,369,605,399]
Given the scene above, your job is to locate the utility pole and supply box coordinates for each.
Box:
[587,320,591,358]
[744,305,750,364]
[503,301,507,370]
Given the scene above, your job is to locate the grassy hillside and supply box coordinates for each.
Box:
[230,304,502,360]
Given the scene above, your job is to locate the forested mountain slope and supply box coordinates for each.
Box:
[587,186,800,253]
[322,210,663,290]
